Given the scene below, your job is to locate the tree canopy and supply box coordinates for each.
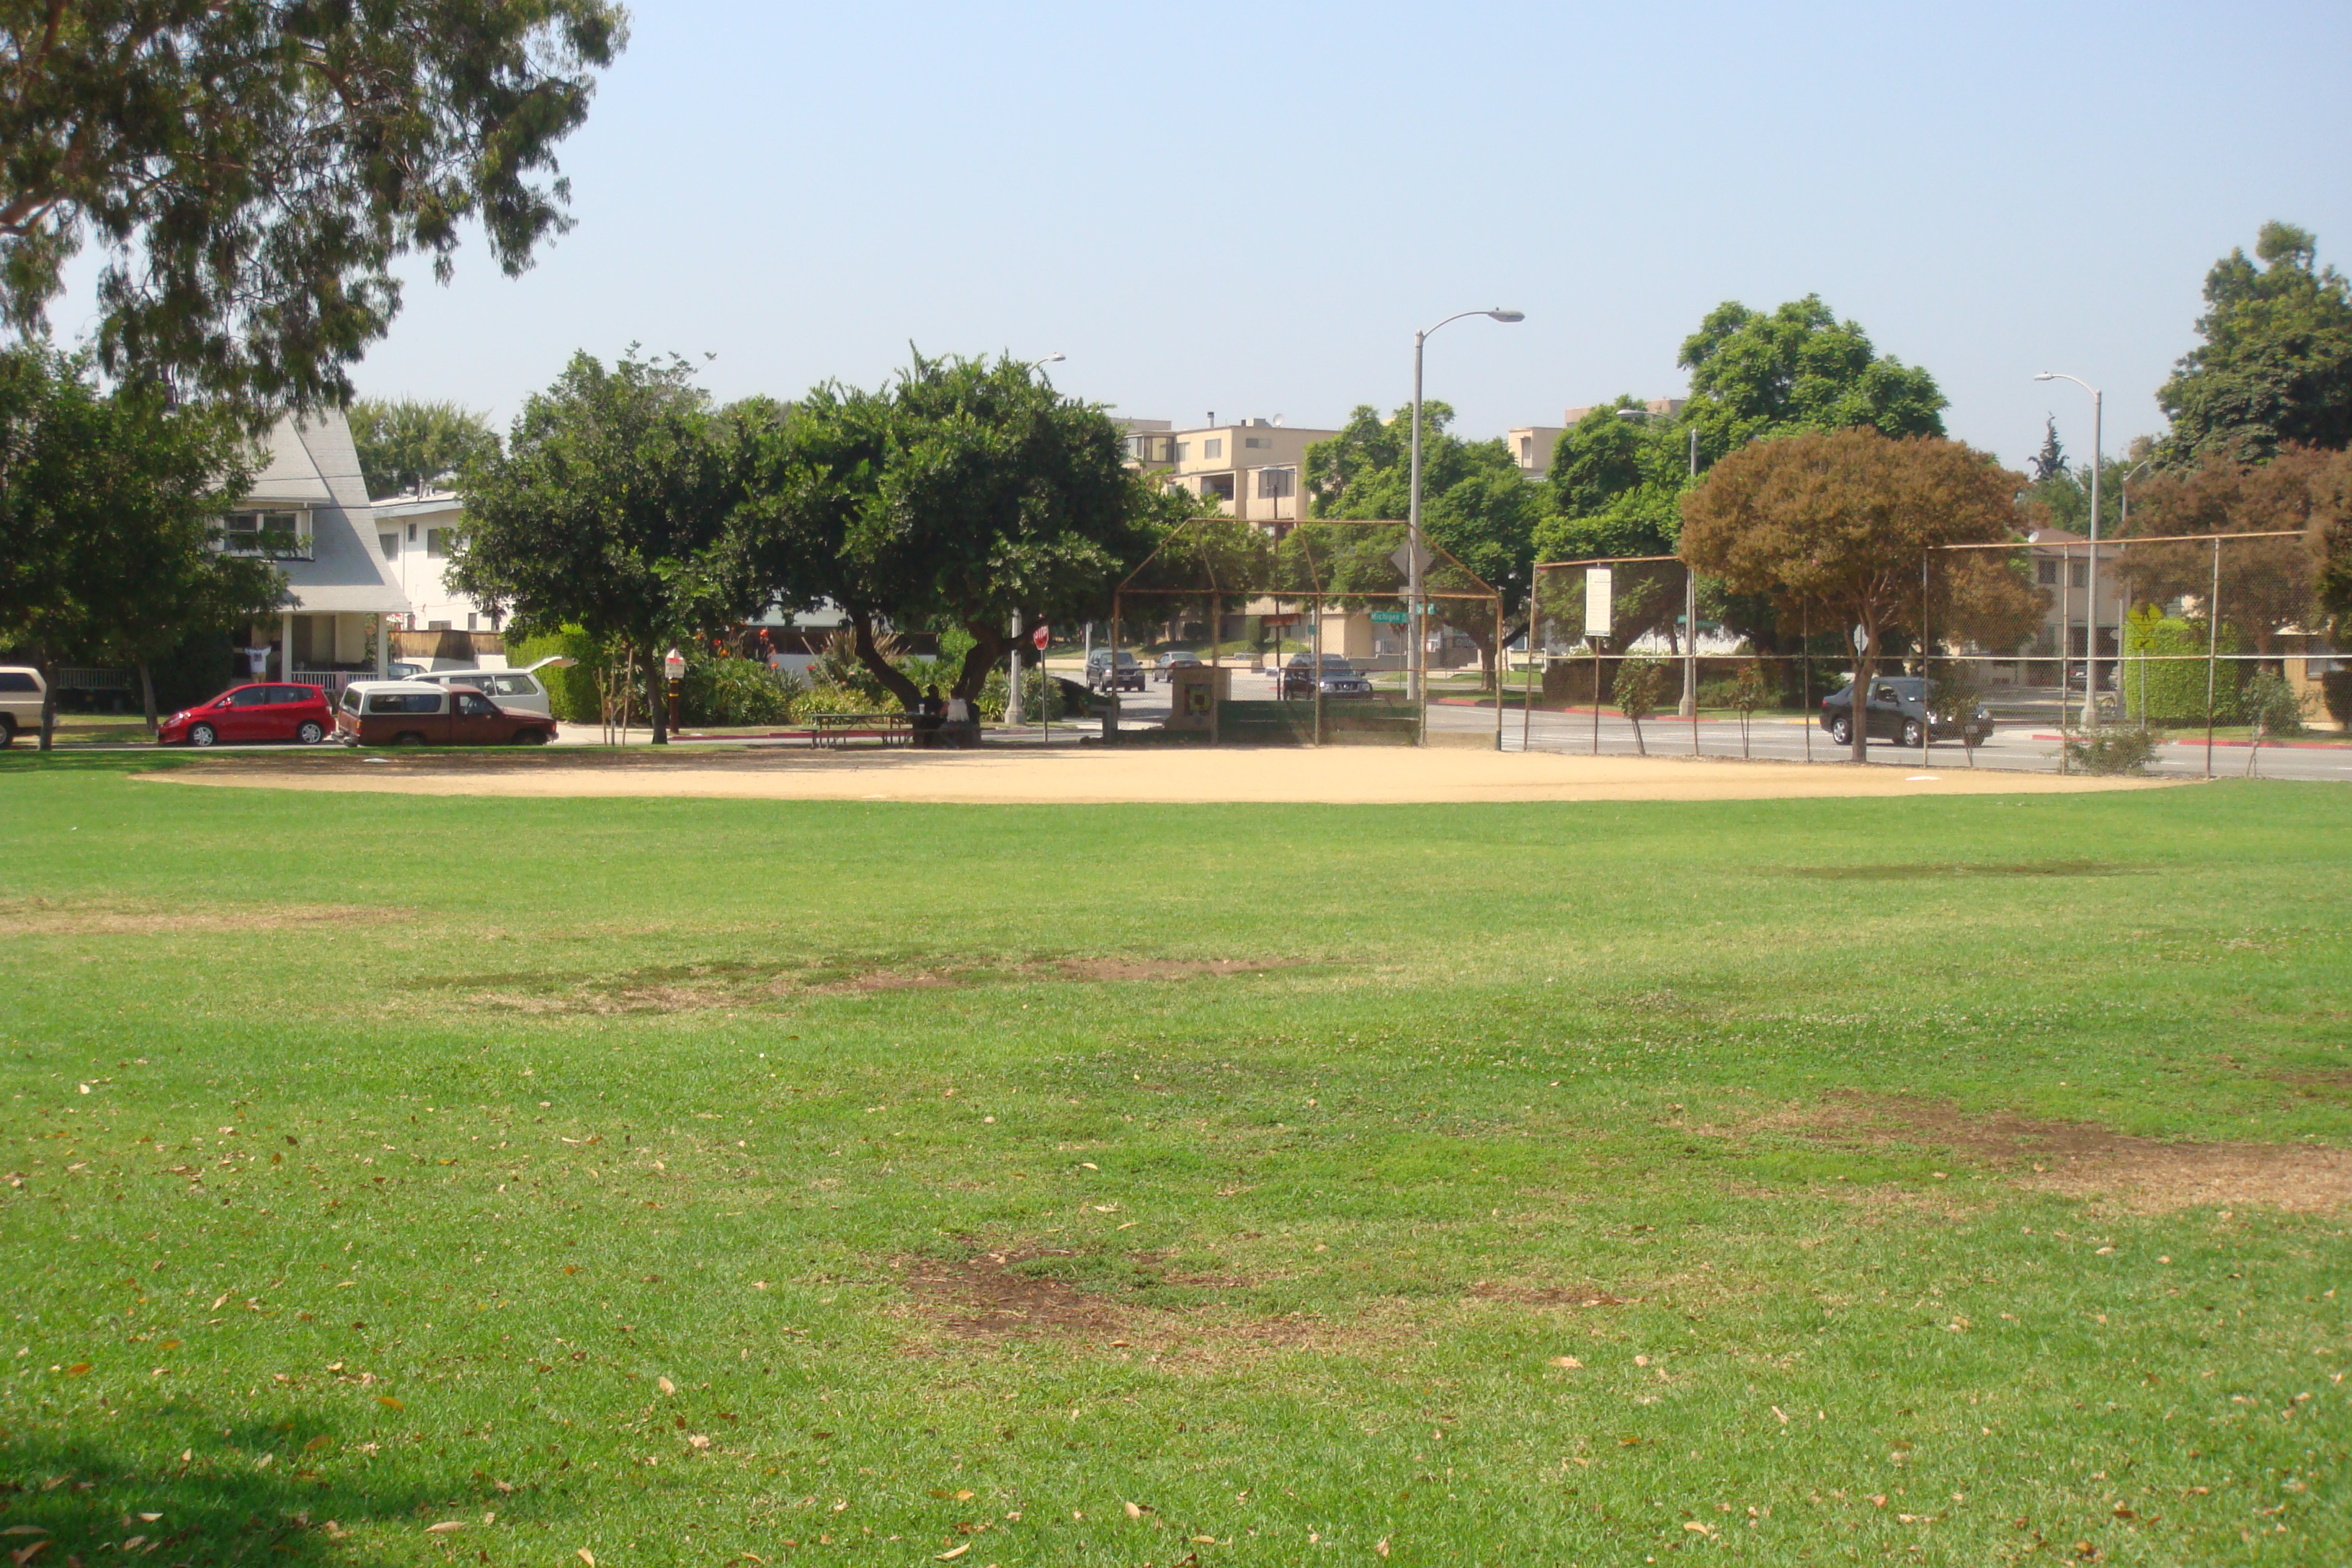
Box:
[2157,223,2352,468]
[350,398,501,499]
[1305,401,1540,610]
[1535,296,1951,653]
[1680,429,2031,760]
[450,351,755,744]
[2116,443,2350,654]
[0,1,626,417]
[1678,295,1948,450]
[733,353,1167,705]
[0,344,278,746]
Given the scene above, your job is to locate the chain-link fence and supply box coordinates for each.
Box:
[1516,533,2345,775]
[1112,517,1503,747]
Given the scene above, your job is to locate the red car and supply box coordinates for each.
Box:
[159,683,335,747]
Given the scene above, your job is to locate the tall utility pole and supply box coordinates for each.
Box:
[2036,373,2103,716]
[1680,423,1698,718]
[1410,308,1524,705]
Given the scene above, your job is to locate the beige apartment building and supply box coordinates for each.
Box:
[1126,416,1338,527]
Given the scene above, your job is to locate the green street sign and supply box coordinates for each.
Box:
[1369,610,1409,624]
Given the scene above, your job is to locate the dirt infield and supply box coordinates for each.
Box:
[143,744,2176,806]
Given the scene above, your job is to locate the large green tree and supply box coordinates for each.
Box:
[732,353,1164,708]
[1678,295,1948,450]
[1305,401,1540,684]
[2157,223,2352,468]
[1305,401,1539,610]
[349,397,501,499]
[1539,299,1948,655]
[0,344,280,747]
[0,1,626,416]
[450,351,755,744]
[1680,429,2033,762]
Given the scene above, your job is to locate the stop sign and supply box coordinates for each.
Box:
[1031,623,1050,650]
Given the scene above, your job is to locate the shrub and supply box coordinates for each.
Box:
[1612,656,1667,754]
[2063,723,2161,775]
[503,627,603,722]
[2240,669,2307,741]
[682,654,801,726]
[2120,606,2244,724]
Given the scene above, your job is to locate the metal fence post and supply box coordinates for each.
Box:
[2205,537,2221,780]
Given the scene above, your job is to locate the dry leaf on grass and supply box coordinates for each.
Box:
[1550,1355,1583,1368]
[425,1521,464,1534]
[657,1376,677,1395]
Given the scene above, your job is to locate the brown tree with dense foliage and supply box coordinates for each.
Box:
[2118,445,2350,653]
[1680,429,2034,761]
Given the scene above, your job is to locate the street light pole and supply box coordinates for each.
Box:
[1410,309,1523,706]
[2036,373,2103,717]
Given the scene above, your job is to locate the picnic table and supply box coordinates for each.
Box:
[809,711,914,748]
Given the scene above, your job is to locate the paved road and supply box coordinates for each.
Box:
[1463,702,2352,782]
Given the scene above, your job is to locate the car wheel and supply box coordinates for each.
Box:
[189,722,218,747]
[295,720,326,745]
[0,718,14,749]
[1827,715,1851,745]
[1902,718,1925,747]
[393,731,427,747]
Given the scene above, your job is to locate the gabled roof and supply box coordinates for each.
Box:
[248,411,409,614]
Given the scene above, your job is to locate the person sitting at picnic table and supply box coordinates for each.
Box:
[910,684,946,745]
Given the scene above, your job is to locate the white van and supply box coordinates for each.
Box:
[408,655,574,718]
[0,667,45,747]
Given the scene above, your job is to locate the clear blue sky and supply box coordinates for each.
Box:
[335,1,2352,468]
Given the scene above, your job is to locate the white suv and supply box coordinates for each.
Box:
[409,655,574,718]
[0,667,45,747]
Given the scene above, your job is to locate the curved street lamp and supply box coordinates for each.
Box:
[2036,372,2105,712]
[1409,310,1523,704]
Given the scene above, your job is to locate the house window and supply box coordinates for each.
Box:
[2036,559,2058,586]
[1175,441,1190,461]
[379,533,398,560]
[1256,467,1296,499]
[220,510,310,558]
[1520,436,1533,461]
[1200,473,1237,502]
[466,613,478,631]
[1203,438,1224,460]
[1244,436,1270,450]
[407,522,418,543]
[427,620,452,631]
[2070,561,2088,588]
[427,527,450,558]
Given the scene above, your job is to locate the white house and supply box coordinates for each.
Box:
[226,412,407,687]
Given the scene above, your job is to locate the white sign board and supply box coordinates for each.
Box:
[1584,566,1613,639]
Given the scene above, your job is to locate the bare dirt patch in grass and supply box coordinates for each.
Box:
[895,1248,1127,1340]
[890,1248,1407,1366]
[422,953,1315,1016]
[1786,1092,2352,1214]
[1465,1281,1631,1309]
[0,896,391,937]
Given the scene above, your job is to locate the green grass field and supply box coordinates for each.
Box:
[3,759,2347,1566]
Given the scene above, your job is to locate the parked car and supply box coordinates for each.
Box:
[1153,650,1202,682]
[410,655,574,717]
[158,682,335,747]
[1087,649,1145,692]
[1819,677,1992,747]
[336,682,557,747]
[1279,652,1375,700]
[0,667,45,747]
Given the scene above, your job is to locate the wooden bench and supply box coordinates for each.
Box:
[809,711,914,749]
